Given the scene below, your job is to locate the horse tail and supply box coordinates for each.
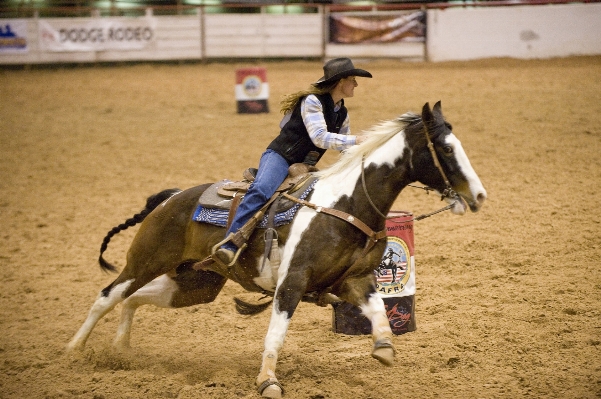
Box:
[99,188,182,273]
[234,296,273,315]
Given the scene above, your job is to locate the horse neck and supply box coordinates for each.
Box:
[315,122,414,229]
[353,134,413,228]
[359,156,412,225]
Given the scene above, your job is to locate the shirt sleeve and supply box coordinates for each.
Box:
[301,95,356,150]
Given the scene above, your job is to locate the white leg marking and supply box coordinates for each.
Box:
[361,293,396,365]
[359,293,393,339]
[257,303,290,387]
[113,275,177,349]
[263,304,291,354]
[66,279,134,351]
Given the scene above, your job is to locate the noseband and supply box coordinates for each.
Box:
[360,121,458,222]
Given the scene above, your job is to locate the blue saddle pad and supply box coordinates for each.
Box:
[192,180,316,228]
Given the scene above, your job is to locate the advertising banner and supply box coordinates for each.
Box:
[0,20,29,53]
[329,11,425,44]
[38,17,157,52]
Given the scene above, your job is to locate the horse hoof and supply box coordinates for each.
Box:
[262,385,282,398]
[258,378,284,398]
[372,339,395,366]
[372,346,395,366]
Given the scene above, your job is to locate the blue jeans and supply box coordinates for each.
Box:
[222,149,290,251]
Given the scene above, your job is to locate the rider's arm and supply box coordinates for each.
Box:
[301,95,356,150]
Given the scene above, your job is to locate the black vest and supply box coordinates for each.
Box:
[267,94,348,165]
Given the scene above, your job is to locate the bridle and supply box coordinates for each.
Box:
[360,120,459,222]
[423,122,457,195]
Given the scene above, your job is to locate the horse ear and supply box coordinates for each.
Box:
[433,101,442,116]
[422,102,433,123]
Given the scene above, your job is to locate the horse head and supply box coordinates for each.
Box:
[411,101,487,215]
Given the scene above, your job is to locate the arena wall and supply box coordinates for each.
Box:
[0,2,600,65]
[204,13,323,58]
[427,3,601,61]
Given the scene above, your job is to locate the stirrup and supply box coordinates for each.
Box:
[211,234,246,267]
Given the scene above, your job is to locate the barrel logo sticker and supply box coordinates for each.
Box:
[242,75,262,98]
[376,236,411,295]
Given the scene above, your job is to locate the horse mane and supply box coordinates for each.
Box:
[315,112,421,180]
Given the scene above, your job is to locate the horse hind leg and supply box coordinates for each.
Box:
[66,279,134,352]
[114,267,228,350]
[113,274,178,350]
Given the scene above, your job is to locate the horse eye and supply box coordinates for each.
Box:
[443,146,453,154]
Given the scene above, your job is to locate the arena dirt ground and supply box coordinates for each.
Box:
[1,56,600,399]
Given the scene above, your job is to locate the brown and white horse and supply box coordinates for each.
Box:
[66,102,486,398]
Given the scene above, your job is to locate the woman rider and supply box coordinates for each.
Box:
[213,57,372,267]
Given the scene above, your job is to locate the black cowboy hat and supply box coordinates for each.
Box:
[314,57,372,87]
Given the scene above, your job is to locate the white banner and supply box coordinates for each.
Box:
[0,20,29,53]
[38,18,157,52]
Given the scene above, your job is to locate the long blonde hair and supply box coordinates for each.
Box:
[279,80,340,114]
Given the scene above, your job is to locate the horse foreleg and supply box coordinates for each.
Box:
[256,305,290,398]
[256,273,306,398]
[66,279,134,352]
[113,274,178,350]
[360,292,396,366]
[338,276,396,366]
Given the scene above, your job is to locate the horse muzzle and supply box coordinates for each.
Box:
[464,189,487,213]
[450,188,487,215]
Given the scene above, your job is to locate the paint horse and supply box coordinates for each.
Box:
[66,102,486,398]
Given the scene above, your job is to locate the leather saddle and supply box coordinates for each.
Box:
[198,163,318,214]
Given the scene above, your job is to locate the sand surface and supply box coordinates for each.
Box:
[1,56,600,399]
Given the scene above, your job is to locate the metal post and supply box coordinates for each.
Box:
[199,6,206,63]
[321,4,327,62]
[422,5,429,62]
